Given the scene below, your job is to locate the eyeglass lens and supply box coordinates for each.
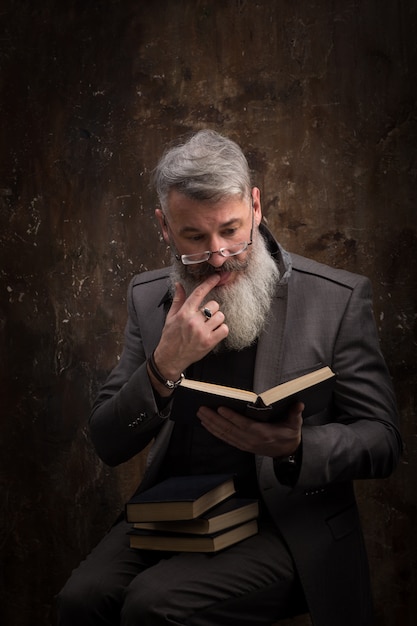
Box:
[181,242,249,265]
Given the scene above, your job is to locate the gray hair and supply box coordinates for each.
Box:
[153,129,252,211]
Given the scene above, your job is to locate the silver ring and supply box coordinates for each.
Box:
[201,307,212,321]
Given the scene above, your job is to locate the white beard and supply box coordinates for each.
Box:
[169,229,280,351]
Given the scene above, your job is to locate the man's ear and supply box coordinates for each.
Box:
[155,208,170,245]
[251,187,263,226]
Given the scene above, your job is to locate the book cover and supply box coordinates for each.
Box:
[125,474,236,522]
[133,497,259,535]
[128,519,259,553]
[172,365,335,424]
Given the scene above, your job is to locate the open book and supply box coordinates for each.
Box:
[172,365,335,423]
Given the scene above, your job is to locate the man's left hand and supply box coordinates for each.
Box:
[196,402,303,458]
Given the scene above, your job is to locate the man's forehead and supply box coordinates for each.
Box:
[166,190,250,225]
[177,216,243,234]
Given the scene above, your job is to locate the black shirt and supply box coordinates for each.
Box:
[158,343,260,501]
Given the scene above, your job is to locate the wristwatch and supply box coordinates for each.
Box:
[273,443,302,486]
[148,351,184,390]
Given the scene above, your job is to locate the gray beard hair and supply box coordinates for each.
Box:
[169,230,280,352]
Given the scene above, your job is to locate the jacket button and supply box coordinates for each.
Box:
[128,413,147,428]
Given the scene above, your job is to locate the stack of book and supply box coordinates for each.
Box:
[126,474,259,553]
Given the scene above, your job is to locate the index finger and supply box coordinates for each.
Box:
[185,273,221,310]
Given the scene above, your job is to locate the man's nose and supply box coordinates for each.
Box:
[206,237,227,268]
[207,249,227,268]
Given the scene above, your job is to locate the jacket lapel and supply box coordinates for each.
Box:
[253,281,288,394]
[253,280,289,482]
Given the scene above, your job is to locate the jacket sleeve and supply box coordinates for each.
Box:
[88,276,172,466]
[298,276,403,488]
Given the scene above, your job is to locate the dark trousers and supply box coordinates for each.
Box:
[56,517,307,626]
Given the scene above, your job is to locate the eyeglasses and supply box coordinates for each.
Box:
[176,240,252,265]
[165,203,254,266]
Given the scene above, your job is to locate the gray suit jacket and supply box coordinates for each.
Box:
[90,231,402,626]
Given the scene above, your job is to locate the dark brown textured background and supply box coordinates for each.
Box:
[0,1,416,625]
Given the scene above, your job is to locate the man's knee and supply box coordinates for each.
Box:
[56,567,120,625]
[56,574,87,623]
[121,582,165,626]
[121,575,193,626]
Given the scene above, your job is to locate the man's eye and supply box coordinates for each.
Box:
[222,228,238,237]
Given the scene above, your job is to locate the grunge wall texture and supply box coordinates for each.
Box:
[0,1,416,625]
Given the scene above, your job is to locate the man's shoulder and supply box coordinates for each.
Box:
[128,267,172,309]
[290,253,368,290]
[131,267,172,289]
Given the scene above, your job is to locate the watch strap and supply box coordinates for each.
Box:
[148,351,184,390]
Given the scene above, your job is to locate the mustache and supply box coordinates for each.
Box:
[183,256,249,280]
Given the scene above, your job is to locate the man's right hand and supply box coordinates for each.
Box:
[149,274,229,396]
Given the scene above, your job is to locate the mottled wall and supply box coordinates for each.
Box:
[0,1,415,625]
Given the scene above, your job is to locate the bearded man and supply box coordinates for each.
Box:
[57,129,402,626]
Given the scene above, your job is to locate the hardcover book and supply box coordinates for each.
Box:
[128,519,259,553]
[125,474,236,523]
[133,497,259,535]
